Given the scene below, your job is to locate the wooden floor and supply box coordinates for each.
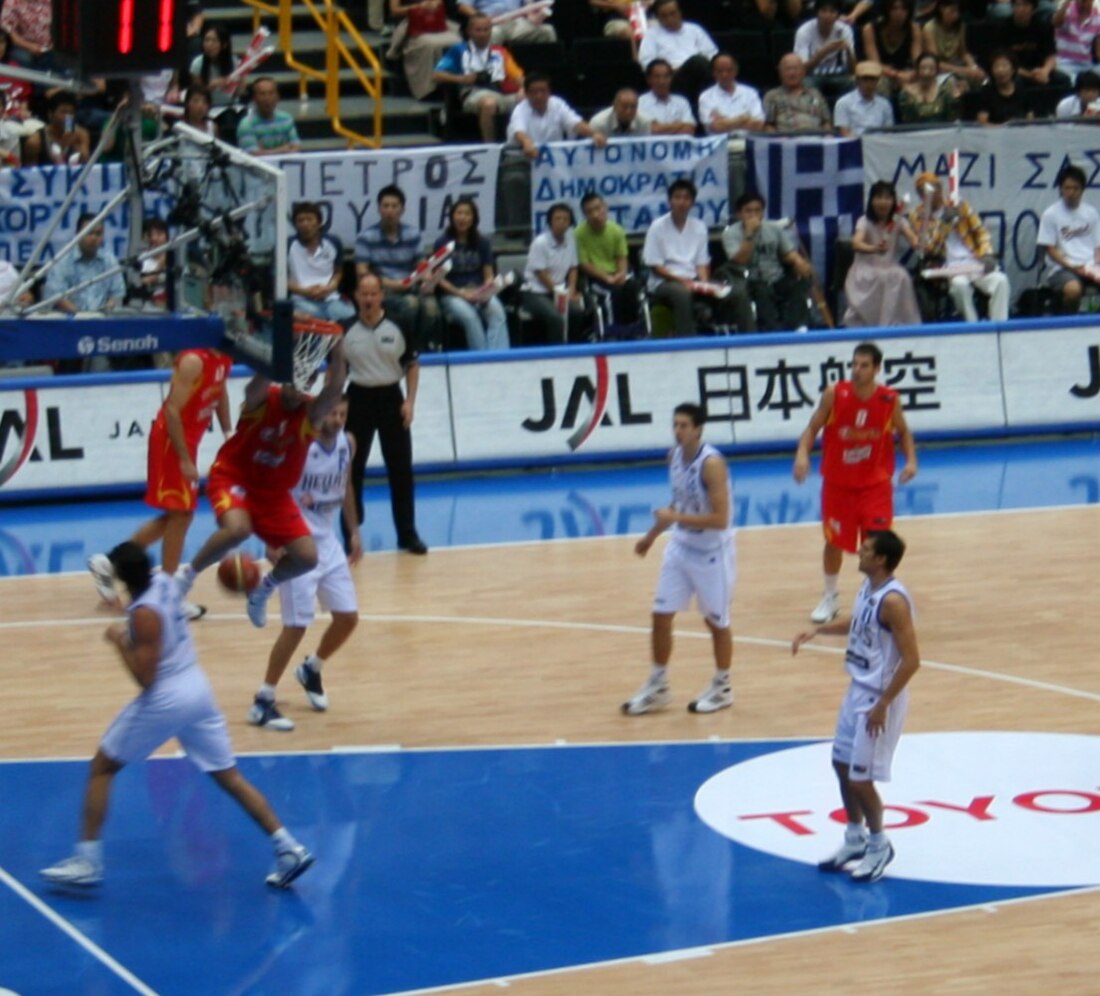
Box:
[4,507,1100,992]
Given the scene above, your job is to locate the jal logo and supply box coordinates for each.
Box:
[0,389,84,487]
[694,732,1100,887]
[522,355,652,451]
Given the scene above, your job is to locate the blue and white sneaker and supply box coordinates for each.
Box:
[88,553,119,606]
[248,696,295,731]
[850,841,895,883]
[246,587,270,628]
[818,836,868,872]
[266,845,315,888]
[295,662,328,711]
[40,853,103,887]
[621,675,671,715]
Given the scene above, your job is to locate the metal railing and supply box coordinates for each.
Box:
[240,0,384,148]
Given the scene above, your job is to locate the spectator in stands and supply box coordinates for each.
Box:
[590,88,652,136]
[507,72,606,159]
[287,202,355,323]
[921,0,986,89]
[181,83,219,138]
[388,0,461,100]
[138,218,171,313]
[638,58,698,135]
[764,54,832,132]
[576,191,642,331]
[188,23,238,123]
[237,78,301,156]
[44,212,126,323]
[356,184,444,351]
[0,28,43,165]
[909,172,1010,322]
[1056,68,1100,116]
[834,61,895,136]
[38,92,91,166]
[843,180,921,328]
[460,0,557,44]
[434,197,510,350]
[861,0,920,94]
[1000,0,1064,88]
[521,202,591,344]
[897,53,962,123]
[976,50,1031,124]
[637,0,718,106]
[699,54,766,135]
[1054,0,1100,81]
[794,0,856,101]
[1039,163,1100,313]
[719,192,814,333]
[589,0,653,40]
[0,0,52,69]
[643,178,722,336]
[434,13,523,142]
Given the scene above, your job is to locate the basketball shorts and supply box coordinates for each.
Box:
[821,479,893,554]
[279,532,358,627]
[145,420,201,513]
[831,682,909,783]
[100,667,235,773]
[652,537,736,628]
[207,468,311,549]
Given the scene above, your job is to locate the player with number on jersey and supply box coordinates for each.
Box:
[248,397,362,731]
[88,348,233,621]
[792,341,917,625]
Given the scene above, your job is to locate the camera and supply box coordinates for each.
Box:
[474,70,494,88]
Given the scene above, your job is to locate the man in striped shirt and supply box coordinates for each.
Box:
[237,77,301,157]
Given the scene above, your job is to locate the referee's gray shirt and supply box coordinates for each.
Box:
[344,314,418,387]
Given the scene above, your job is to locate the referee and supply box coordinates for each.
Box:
[343,272,427,554]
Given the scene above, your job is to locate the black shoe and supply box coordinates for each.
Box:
[400,537,428,555]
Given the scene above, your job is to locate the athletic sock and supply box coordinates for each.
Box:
[824,573,839,597]
[271,827,297,851]
[715,669,730,684]
[845,822,865,842]
[77,839,103,865]
[305,654,325,673]
[868,830,888,848]
[258,683,277,702]
[259,573,278,597]
[650,663,668,684]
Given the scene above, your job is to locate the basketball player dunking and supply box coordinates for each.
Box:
[176,341,349,628]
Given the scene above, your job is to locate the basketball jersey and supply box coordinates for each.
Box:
[844,576,913,692]
[131,572,196,683]
[821,381,898,488]
[212,385,317,492]
[294,430,352,540]
[162,349,233,446]
[669,441,733,552]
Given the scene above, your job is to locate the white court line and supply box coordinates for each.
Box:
[3,499,1098,584]
[5,610,1100,705]
[0,864,157,995]
[379,883,1100,996]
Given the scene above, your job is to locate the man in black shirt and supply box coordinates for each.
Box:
[996,0,1068,88]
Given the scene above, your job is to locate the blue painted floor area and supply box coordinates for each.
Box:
[0,745,1064,996]
[1,436,1099,577]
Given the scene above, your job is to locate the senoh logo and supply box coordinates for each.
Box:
[0,389,84,487]
[77,336,97,356]
[694,732,1100,887]
[76,334,160,357]
[522,356,652,451]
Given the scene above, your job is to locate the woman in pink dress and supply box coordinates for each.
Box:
[843,180,922,327]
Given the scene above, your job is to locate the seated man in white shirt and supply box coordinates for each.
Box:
[1055,70,1100,119]
[643,178,727,336]
[1038,163,1100,314]
[287,201,355,323]
[589,88,652,137]
[458,0,557,44]
[637,0,718,106]
[638,58,698,135]
[507,71,606,159]
[698,53,765,135]
[793,0,856,100]
[833,60,894,137]
[521,202,593,343]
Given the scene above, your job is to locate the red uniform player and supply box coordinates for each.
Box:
[793,341,917,623]
[88,349,233,620]
[176,341,348,630]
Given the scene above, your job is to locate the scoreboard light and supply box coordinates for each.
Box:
[52,0,186,75]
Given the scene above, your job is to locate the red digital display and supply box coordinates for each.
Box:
[52,0,186,74]
[158,0,175,53]
[118,0,134,54]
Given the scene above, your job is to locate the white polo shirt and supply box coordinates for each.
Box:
[637,22,717,70]
[698,82,765,134]
[288,235,344,302]
[793,19,855,75]
[523,229,578,293]
[643,212,709,289]
[833,90,894,135]
[638,90,697,128]
[507,95,584,145]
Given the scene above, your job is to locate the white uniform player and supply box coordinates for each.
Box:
[41,542,314,889]
[792,529,921,884]
[248,398,362,731]
[625,404,737,716]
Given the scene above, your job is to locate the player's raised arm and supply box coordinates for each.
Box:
[308,339,348,425]
[242,372,271,412]
[794,384,836,482]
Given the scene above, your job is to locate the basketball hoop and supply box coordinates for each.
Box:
[221,306,343,391]
[290,314,343,392]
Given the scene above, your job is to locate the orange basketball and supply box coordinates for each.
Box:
[217,552,261,594]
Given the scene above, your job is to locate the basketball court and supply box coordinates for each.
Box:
[3,438,1100,994]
